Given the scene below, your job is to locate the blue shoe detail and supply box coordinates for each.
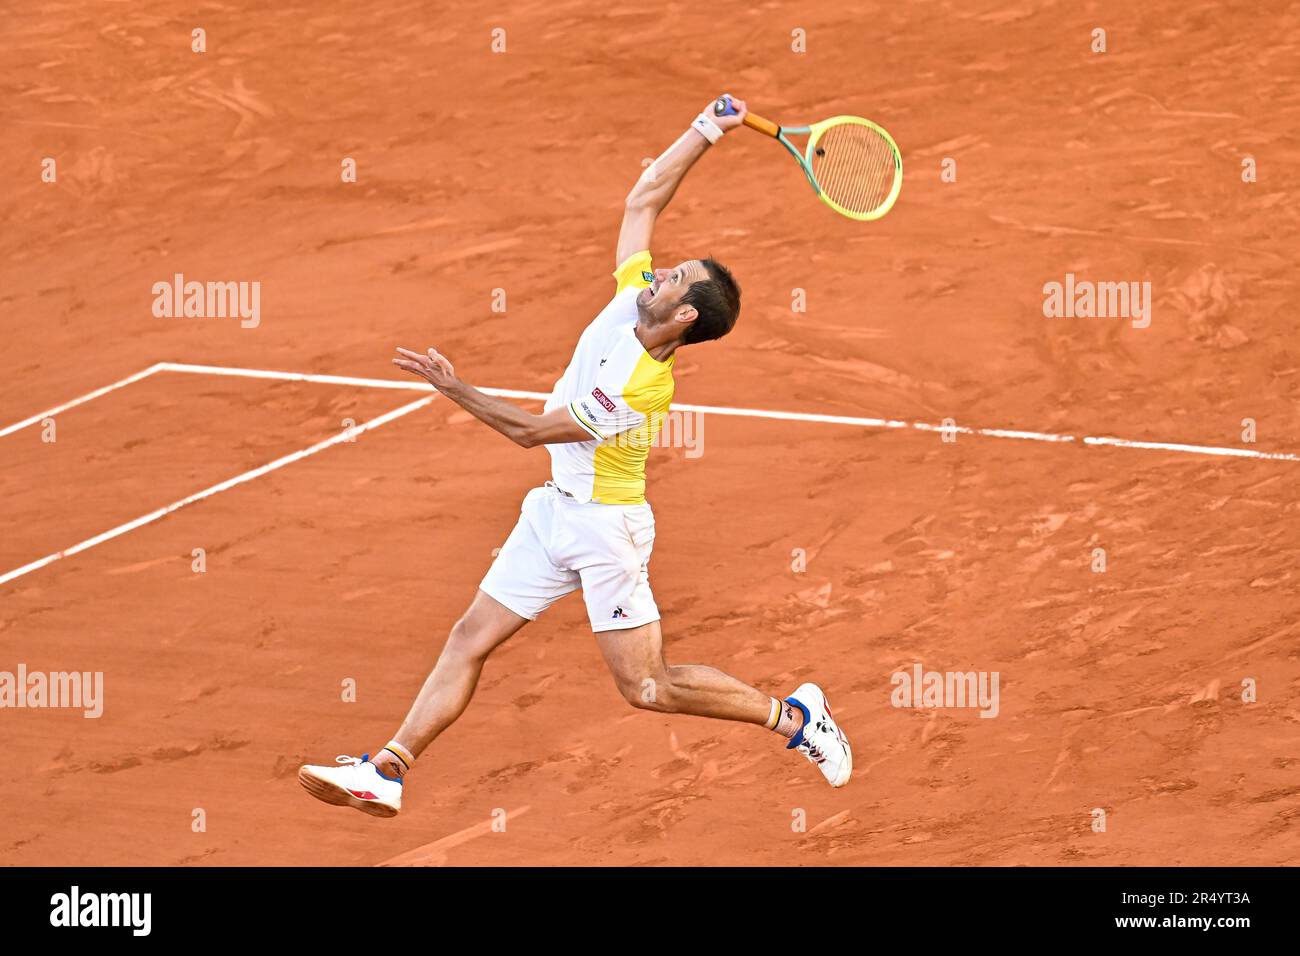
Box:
[783,695,812,750]
[361,753,404,785]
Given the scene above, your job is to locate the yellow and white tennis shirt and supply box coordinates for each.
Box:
[544,250,674,505]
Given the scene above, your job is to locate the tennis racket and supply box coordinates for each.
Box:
[715,95,902,221]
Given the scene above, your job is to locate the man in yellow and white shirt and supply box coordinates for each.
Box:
[299,95,852,819]
[546,249,676,507]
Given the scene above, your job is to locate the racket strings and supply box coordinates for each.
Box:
[811,124,898,216]
[830,128,891,214]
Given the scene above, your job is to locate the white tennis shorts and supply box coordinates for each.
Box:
[480,483,660,632]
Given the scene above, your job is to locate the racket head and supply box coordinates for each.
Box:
[805,116,903,221]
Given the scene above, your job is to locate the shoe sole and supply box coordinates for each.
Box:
[298,766,399,818]
[829,744,852,787]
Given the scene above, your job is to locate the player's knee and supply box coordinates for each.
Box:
[443,616,491,664]
[618,673,675,712]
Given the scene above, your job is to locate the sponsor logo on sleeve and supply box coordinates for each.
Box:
[591,387,617,413]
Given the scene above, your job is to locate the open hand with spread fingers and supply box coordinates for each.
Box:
[393,347,457,392]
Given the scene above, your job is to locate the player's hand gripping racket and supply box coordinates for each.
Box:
[715,95,902,221]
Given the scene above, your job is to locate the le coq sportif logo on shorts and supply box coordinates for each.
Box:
[50,886,151,936]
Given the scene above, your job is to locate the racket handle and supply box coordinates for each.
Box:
[714,95,781,137]
[742,111,780,138]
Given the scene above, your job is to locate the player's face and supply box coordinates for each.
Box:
[637,259,705,321]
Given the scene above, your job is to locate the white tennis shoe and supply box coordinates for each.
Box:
[298,754,402,818]
[785,683,852,787]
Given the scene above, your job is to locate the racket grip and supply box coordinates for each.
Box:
[742,112,780,137]
[713,95,739,117]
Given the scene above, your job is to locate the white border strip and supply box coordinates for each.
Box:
[155,362,1299,463]
[0,363,166,438]
[0,395,435,586]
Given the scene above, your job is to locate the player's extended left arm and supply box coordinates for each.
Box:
[392,347,590,448]
[615,95,748,264]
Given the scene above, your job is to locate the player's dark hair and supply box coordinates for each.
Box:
[680,258,741,344]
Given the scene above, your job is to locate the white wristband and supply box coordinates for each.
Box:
[691,111,724,145]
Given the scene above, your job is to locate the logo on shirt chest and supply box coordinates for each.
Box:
[591,387,616,413]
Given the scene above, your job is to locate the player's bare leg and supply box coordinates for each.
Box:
[299,590,528,814]
[596,620,771,722]
[369,589,529,778]
[596,620,853,787]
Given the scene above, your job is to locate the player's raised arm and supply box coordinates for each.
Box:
[393,347,591,447]
[615,95,748,266]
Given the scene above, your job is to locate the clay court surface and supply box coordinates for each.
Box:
[3,1,1298,866]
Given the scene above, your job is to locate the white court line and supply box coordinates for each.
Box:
[156,361,551,402]
[1082,436,1293,460]
[0,395,435,587]
[1,360,1294,586]
[157,361,1299,463]
[157,362,429,393]
[0,363,166,438]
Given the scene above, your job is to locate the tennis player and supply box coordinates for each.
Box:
[299,95,851,817]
